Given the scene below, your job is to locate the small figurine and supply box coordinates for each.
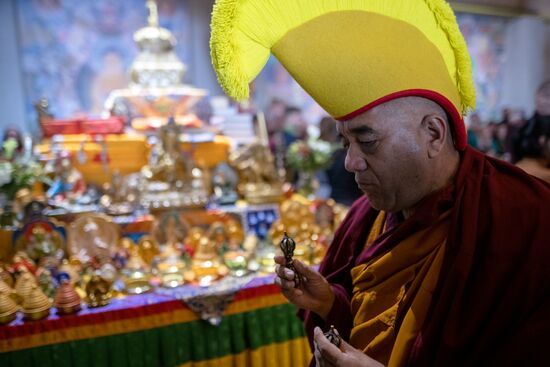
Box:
[211,164,239,205]
[85,275,112,308]
[324,325,342,348]
[191,237,225,286]
[54,280,82,315]
[279,232,302,287]
[138,236,160,265]
[122,249,152,294]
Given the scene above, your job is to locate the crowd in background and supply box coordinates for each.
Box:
[264,80,550,206]
[3,82,550,207]
[467,80,550,183]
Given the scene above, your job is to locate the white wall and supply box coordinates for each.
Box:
[0,0,28,137]
[501,16,548,116]
[187,0,222,95]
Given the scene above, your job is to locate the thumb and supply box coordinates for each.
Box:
[339,338,355,353]
[293,259,319,279]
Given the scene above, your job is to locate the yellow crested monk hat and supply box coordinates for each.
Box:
[210,0,476,150]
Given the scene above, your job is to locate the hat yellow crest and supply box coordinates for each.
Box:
[211,0,476,149]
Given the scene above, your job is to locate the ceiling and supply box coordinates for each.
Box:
[449,0,550,18]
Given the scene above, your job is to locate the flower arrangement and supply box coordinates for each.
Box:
[0,160,49,200]
[0,138,50,201]
[286,139,334,172]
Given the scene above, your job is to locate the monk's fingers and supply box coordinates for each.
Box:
[273,255,286,265]
[274,264,295,281]
[274,277,304,298]
[314,345,338,367]
[313,327,343,365]
[274,276,300,291]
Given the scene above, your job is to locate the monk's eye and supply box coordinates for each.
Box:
[359,140,377,151]
[342,140,350,149]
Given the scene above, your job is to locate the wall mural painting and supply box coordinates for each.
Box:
[457,12,509,122]
[15,0,191,124]
[16,1,508,127]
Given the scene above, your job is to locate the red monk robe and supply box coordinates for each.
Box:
[302,146,550,366]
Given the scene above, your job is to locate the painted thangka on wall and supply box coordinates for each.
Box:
[456,13,509,122]
[252,13,509,124]
[15,0,192,125]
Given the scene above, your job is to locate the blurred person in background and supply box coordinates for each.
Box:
[318,116,363,206]
[501,108,526,163]
[466,112,482,150]
[515,130,550,183]
[265,98,287,155]
[282,106,309,146]
[513,80,550,162]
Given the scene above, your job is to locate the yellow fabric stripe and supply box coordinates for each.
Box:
[1,293,287,352]
[177,337,312,367]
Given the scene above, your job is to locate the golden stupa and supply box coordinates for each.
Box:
[0,279,13,297]
[14,272,37,304]
[22,285,51,321]
[54,281,82,315]
[103,0,206,130]
[0,292,19,325]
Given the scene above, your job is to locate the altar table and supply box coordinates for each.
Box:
[0,275,312,367]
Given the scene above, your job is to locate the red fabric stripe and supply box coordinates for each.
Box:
[334,89,467,151]
[234,283,280,301]
[0,283,281,340]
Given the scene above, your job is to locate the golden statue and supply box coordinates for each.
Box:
[229,143,283,204]
[140,121,209,210]
[191,237,226,286]
[85,275,112,308]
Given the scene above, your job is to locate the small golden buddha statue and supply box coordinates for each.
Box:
[122,249,152,295]
[140,122,208,210]
[191,237,225,286]
[156,254,187,288]
[184,227,205,254]
[85,275,112,308]
[227,220,245,249]
[100,170,135,216]
[138,236,160,265]
[229,143,283,204]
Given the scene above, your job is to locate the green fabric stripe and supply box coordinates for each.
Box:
[0,303,306,367]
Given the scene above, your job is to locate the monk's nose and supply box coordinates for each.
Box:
[344,145,367,172]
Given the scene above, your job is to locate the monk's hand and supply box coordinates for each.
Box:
[274,255,334,319]
[313,327,385,367]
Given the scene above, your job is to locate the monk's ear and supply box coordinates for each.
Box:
[421,114,448,158]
